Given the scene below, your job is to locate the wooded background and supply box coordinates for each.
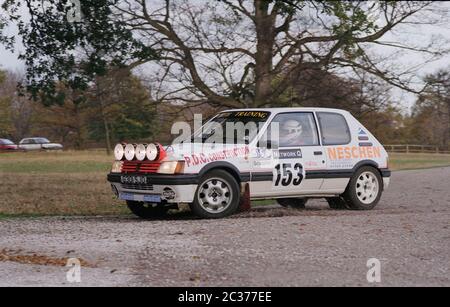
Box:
[0,1,449,151]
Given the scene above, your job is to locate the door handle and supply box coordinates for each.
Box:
[314,151,323,156]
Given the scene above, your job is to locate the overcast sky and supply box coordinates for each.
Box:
[1,1,450,113]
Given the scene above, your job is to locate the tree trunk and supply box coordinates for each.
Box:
[100,99,112,155]
[253,0,276,107]
[96,81,112,155]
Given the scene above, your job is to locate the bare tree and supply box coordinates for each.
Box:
[112,0,448,108]
[412,69,450,148]
[0,71,34,141]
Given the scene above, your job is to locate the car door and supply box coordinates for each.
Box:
[19,139,30,150]
[22,139,40,151]
[316,111,353,193]
[249,112,326,198]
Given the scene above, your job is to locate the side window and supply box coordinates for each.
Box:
[317,112,351,145]
[261,112,319,147]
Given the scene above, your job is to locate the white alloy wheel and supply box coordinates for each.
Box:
[198,178,233,214]
[355,171,379,205]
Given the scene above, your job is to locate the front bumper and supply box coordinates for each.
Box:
[107,173,198,203]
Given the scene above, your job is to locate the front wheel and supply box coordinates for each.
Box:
[343,166,383,210]
[190,170,240,219]
[127,201,169,219]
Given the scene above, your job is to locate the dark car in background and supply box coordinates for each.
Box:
[0,138,18,151]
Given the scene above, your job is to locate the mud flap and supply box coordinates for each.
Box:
[239,183,251,212]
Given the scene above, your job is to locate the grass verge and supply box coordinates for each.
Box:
[1,151,450,217]
[389,153,450,171]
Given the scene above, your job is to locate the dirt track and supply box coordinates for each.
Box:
[0,167,449,287]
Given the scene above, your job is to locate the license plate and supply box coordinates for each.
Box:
[120,175,148,185]
[119,193,161,203]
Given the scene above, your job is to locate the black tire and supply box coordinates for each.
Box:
[127,201,169,219]
[277,198,308,209]
[326,197,348,210]
[343,166,383,210]
[190,169,240,219]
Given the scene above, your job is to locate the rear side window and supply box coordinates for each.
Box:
[1,139,14,145]
[317,112,351,145]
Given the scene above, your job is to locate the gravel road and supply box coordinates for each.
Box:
[0,167,449,287]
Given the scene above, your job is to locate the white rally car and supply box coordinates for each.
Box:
[107,108,391,219]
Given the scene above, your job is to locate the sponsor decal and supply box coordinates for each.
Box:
[184,146,250,167]
[304,160,325,170]
[359,142,373,147]
[162,187,176,200]
[254,148,272,159]
[327,146,382,160]
[119,192,135,201]
[143,194,162,203]
[273,149,302,159]
[358,136,369,141]
[358,128,367,135]
[233,111,269,119]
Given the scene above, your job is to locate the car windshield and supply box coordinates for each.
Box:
[0,139,14,145]
[191,111,270,144]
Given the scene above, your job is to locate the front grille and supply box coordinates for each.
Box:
[121,161,161,174]
[121,183,154,191]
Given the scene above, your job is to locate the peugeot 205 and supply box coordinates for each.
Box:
[107,108,391,219]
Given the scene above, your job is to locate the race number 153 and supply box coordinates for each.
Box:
[274,163,303,187]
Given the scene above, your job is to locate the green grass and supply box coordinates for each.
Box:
[0,151,126,216]
[1,150,450,217]
[389,153,450,170]
[0,151,112,173]
[0,161,111,173]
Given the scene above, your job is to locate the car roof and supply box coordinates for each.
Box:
[21,137,49,140]
[221,107,351,115]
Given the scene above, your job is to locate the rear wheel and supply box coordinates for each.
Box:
[127,201,169,219]
[343,166,383,210]
[277,198,308,209]
[190,170,240,219]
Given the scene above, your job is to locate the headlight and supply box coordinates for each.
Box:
[114,144,125,161]
[111,161,123,173]
[124,144,136,161]
[135,144,147,161]
[146,143,159,161]
[157,161,185,174]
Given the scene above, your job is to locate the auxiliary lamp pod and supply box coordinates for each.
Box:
[114,143,166,162]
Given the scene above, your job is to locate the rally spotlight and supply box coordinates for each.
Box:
[146,143,159,161]
[124,144,136,161]
[135,144,147,161]
[114,144,125,161]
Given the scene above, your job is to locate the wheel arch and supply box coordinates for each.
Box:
[198,161,247,184]
[349,160,384,190]
[352,160,382,176]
